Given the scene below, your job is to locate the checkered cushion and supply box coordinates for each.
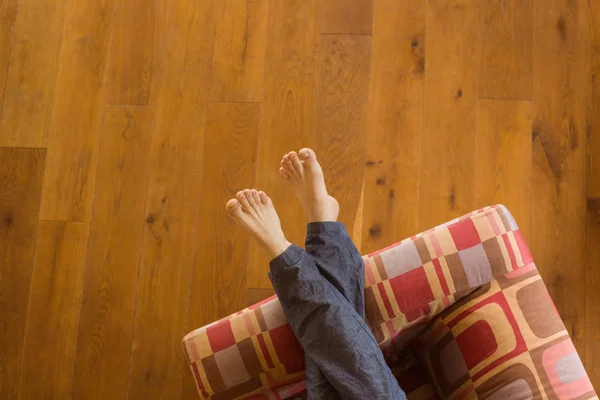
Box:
[414,264,597,399]
[183,205,592,399]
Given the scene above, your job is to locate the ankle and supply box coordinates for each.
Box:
[264,239,292,260]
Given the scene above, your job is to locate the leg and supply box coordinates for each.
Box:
[225,191,405,400]
[305,222,365,318]
[280,149,364,317]
[269,245,405,400]
[226,187,338,399]
[281,149,367,397]
[304,223,366,399]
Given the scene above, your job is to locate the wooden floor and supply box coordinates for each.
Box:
[0,0,598,398]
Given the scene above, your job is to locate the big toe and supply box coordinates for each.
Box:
[298,148,317,166]
[225,199,242,217]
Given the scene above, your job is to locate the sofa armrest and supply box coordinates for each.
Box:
[413,262,597,399]
[365,204,532,356]
[183,295,306,398]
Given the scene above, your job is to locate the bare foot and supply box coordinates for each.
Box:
[225,189,291,259]
[279,148,339,222]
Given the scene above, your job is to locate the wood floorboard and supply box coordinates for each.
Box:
[125,1,215,398]
[0,0,65,147]
[0,0,17,116]
[590,1,600,200]
[530,0,589,357]
[246,288,276,307]
[586,0,600,388]
[0,148,46,400]
[315,34,372,240]
[189,102,261,328]
[209,0,269,103]
[315,0,373,35]
[418,0,480,230]
[105,0,156,105]
[38,0,117,221]
[475,99,532,240]
[18,222,89,399]
[1,0,598,396]
[246,0,318,290]
[361,0,424,253]
[587,199,600,389]
[478,0,533,100]
[71,106,154,399]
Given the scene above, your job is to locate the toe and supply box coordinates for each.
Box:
[281,155,293,173]
[284,157,295,173]
[244,189,256,206]
[251,189,261,205]
[237,190,251,210]
[225,198,242,216]
[298,148,317,164]
[289,152,303,172]
[280,167,290,179]
[258,191,269,205]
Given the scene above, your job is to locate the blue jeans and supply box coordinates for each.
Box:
[268,222,406,400]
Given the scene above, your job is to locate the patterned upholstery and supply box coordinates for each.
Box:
[414,262,597,399]
[183,205,596,399]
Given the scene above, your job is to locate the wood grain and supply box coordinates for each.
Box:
[586,1,599,386]
[247,0,318,290]
[189,103,260,329]
[0,0,17,114]
[475,100,532,240]
[315,35,371,239]
[0,148,45,400]
[362,0,424,253]
[246,288,275,307]
[316,0,373,34]
[590,0,600,199]
[105,0,156,105]
[210,0,268,102]
[39,0,117,221]
[71,106,153,399]
[418,0,479,230]
[126,1,215,398]
[0,0,65,147]
[530,0,588,356]
[587,199,600,389]
[478,0,533,100]
[18,222,89,399]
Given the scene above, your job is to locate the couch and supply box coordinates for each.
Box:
[182,205,597,399]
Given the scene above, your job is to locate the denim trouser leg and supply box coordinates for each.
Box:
[268,240,406,400]
[303,222,366,399]
[305,222,365,319]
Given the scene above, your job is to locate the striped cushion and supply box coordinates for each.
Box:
[182,205,543,399]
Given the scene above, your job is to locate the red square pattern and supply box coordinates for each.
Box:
[388,268,434,313]
[456,320,498,369]
[448,291,527,381]
[269,324,305,374]
[447,219,481,250]
[206,320,236,353]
